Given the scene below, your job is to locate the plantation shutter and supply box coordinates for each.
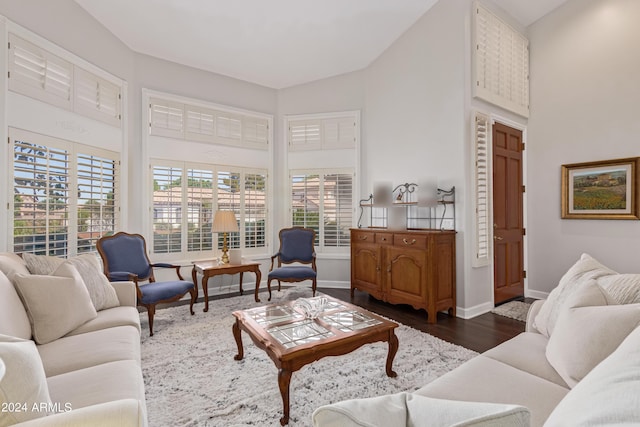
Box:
[289,120,322,150]
[8,34,73,110]
[244,172,267,248]
[323,117,356,149]
[150,98,184,139]
[322,172,353,247]
[151,165,183,254]
[474,2,529,118]
[185,105,215,143]
[76,151,119,253]
[291,173,320,245]
[215,112,242,144]
[243,117,269,148]
[473,112,491,267]
[186,168,214,252]
[13,140,70,256]
[74,67,121,127]
[217,171,241,249]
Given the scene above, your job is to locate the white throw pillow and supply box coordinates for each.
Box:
[0,271,32,340]
[597,273,640,304]
[0,253,30,283]
[67,254,119,311]
[546,280,640,388]
[533,253,616,337]
[545,324,640,426]
[0,334,52,427]
[312,392,530,427]
[14,263,97,344]
[22,253,64,275]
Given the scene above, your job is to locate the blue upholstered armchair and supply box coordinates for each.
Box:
[267,227,317,301]
[97,232,197,336]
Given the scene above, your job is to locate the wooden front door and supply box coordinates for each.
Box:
[492,122,524,304]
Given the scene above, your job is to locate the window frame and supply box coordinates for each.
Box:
[10,127,120,256]
[289,169,355,254]
[285,110,360,256]
[150,159,269,261]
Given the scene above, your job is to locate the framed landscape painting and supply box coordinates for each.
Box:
[561,157,640,220]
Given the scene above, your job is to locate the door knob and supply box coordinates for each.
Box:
[494,236,503,241]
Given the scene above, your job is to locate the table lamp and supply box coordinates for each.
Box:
[212,210,239,264]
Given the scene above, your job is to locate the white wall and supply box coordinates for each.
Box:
[526,0,640,295]
[364,0,472,307]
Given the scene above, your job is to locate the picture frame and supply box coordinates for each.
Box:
[561,157,640,220]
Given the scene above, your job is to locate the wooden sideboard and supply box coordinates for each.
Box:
[350,228,456,323]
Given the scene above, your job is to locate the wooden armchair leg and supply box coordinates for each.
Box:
[188,287,197,315]
[277,280,282,292]
[267,278,274,301]
[147,305,156,337]
[312,278,317,297]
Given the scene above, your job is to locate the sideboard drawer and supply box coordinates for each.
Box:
[393,233,428,249]
[352,230,374,243]
[375,233,393,245]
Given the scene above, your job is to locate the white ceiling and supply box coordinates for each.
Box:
[74,0,569,89]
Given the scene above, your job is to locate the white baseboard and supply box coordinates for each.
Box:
[195,279,350,299]
[526,289,549,300]
[456,301,494,319]
[317,280,350,289]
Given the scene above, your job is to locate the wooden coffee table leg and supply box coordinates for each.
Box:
[232,320,244,361]
[386,330,399,377]
[278,368,292,425]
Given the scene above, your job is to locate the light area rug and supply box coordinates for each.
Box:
[140,289,478,426]
[490,301,531,322]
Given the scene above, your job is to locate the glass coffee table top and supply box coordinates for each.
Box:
[244,300,384,349]
[321,310,382,332]
[249,304,303,327]
[267,320,335,349]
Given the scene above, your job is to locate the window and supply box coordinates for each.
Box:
[286,111,359,253]
[473,2,529,117]
[149,97,269,150]
[288,114,356,151]
[291,170,353,250]
[8,33,123,127]
[151,162,267,258]
[11,128,119,256]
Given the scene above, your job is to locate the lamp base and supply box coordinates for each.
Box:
[220,232,230,264]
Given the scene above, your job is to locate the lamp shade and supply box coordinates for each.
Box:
[212,210,239,233]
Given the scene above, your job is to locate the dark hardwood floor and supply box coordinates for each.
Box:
[320,288,529,353]
[164,286,531,354]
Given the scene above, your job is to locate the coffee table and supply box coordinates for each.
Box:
[232,296,399,425]
[192,260,262,311]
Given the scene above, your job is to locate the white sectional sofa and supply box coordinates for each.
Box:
[313,253,640,426]
[0,253,146,427]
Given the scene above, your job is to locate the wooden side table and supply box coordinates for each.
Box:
[191,260,262,311]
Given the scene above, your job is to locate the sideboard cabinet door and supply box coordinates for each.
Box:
[350,228,456,323]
